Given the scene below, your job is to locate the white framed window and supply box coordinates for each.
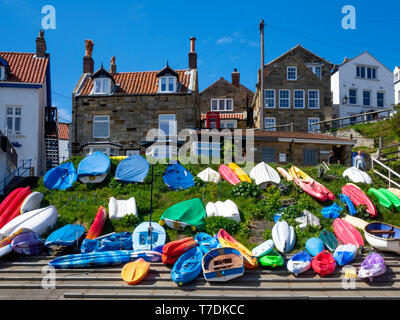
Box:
[349,89,357,105]
[287,67,297,80]
[220,119,237,128]
[307,65,322,79]
[88,147,118,156]
[93,115,110,139]
[93,78,111,94]
[159,114,177,137]
[264,90,275,108]
[377,91,385,108]
[308,118,320,133]
[126,150,140,156]
[279,90,290,108]
[210,98,233,111]
[363,90,371,106]
[5,106,22,135]
[264,117,276,131]
[293,90,305,108]
[159,76,176,93]
[308,90,320,109]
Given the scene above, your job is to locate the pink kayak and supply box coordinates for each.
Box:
[333,218,364,248]
[218,165,241,185]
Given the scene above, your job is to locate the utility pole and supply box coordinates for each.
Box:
[260,19,265,131]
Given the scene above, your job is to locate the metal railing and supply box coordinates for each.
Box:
[371,156,400,188]
[0,159,32,195]
[377,137,400,163]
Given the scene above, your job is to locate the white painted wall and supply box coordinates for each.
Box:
[58,139,70,163]
[331,52,394,124]
[394,67,400,105]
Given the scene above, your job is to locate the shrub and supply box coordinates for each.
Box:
[193,176,207,188]
[204,216,241,236]
[120,214,142,228]
[231,182,261,199]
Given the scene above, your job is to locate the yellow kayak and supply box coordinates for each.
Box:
[110,156,127,160]
[227,163,251,183]
[121,258,150,285]
[277,167,293,182]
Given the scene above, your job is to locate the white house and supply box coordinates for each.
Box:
[394,66,400,105]
[58,122,70,163]
[331,52,394,125]
[0,30,56,176]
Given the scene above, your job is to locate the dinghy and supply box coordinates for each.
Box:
[121,258,150,285]
[289,166,335,202]
[11,231,44,255]
[20,192,44,214]
[272,220,296,253]
[43,162,77,190]
[0,187,31,229]
[45,224,86,252]
[202,247,244,282]
[197,168,221,184]
[358,252,386,282]
[312,250,336,277]
[77,151,111,183]
[343,214,369,230]
[250,162,281,188]
[339,193,357,216]
[343,166,372,184]
[115,155,149,183]
[0,188,24,215]
[85,206,107,240]
[171,246,203,286]
[108,197,137,219]
[251,239,274,258]
[319,229,339,252]
[379,188,400,211]
[217,229,257,269]
[368,188,393,210]
[218,164,241,185]
[228,163,251,183]
[333,244,358,266]
[287,250,312,276]
[161,237,198,265]
[276,167,293,182]
[205,200,241,223]
[306,237,324,257]
[195,232,220,255]
[163,162,194,190]
[295,210,320,229]
[0,206,58,238]
[342,183,377,218]
[333,218,364,248]
[364,222,400,254]
[160,198,206,231]
[132,221,166,251]
[259,249,284,268]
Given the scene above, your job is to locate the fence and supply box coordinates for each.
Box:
[371,156,400,188]
[0,159,32,195]
[377,137,400,164]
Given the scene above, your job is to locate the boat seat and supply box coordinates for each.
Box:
[208,253,241,272]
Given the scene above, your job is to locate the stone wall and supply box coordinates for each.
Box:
[330,128,375,149]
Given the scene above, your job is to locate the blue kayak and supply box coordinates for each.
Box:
[77,152,110,183]
[321,203,343,219]
[44,162,77,190]
[195,232,220,255]
[333,244,358,266]
[45,224,86,248]
[305,237,325,257]
[171,246,203,286]
[81,232,133,253]
[115,155,149,183]
[287,250,312,275]
[339,194,357,216]
[132,222,166,251]
[163,163,194,191]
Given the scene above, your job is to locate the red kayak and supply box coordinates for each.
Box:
[0,187,31,229]
[0,188,23,214]
[218,164,241,185]
[342,183,377,218]
[85,206,107,240]
[162,237,198,265]
[312,250,336,277]
[333,218,364,248]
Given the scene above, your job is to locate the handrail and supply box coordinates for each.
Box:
[0,159,32,194]
[371,156,400,188]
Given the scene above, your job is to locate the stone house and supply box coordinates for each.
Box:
[71,37,199,158]
[199,69,254,129]
[252,45,333,133]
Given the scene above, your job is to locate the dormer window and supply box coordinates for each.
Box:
[160,76,176,93]
[94,77,111,94]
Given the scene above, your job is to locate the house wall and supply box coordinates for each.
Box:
[58,139,70,163]
[394,68,400,105]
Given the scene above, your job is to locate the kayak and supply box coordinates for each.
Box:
[202,247,244,282]
[379,188,400,211]
[130,250,163,262]
[0,228,31,249]
[196,168,221,184]
[343,166,372,184]
[228,163,251,183]
[171,246,203,286]
[289,166,335,202]
[272,220,296,253]
[0,188,23,216]
[259,249,284,268]
[319,229,339,252]
[333,244,358,266]
[342,183,377,218]
[161,237,198,265]
[86,206,107,240]
[0,244,12,258]
[287,250,312,276]
[339,194,357,216]
[333,218,364,248]
[0,187,31,229]
[388,188,400,199]
[251,239,274,258]
[305,237,324,257]
[217,229,257,269]
[249,162,281,188]
[312,250,336,277]
[132,222,166,251]
[276,167,293,182]
[368,188,393,210]
[364,222,400,254]
[20,192,44,214]
[195,232,220,255]
[81,232,132,254]
[218,164,241,185]
[358,252,386,282]
[11,231,44,255]
[295,210,320,230]
[121,258,150,285]
[343,215,369,230]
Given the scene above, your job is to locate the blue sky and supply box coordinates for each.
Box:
[1,0,399,123]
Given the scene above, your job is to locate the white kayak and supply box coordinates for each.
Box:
[343,214,369,230]
[205,200,240,223]
[295,210,321,230]
[251,239,274,258]
[108,197,137,220]
[250,162,281,189]
[343,167,372,184]
[272,220,296,253]
[20,192,44,214]
[0,244,12,258]
[0,206,58,238]
[197,168,221,184]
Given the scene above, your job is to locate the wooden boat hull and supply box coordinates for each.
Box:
[202,247,244,282]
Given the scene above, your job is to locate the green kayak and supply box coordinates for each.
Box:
[319,229,339,251]
[379,188,400,211]
[259,249,284,268]
[368,188,393,210]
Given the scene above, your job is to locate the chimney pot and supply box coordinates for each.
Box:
[110,56,117,75]
[232,68,240,88]
[83,39,94,74]
[35,30,47,58]
[188,36,197,69]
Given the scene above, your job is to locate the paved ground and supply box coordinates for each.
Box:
[0,249,399,300]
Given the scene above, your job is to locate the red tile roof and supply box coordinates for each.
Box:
[58,123,70,140]
[0,52,49,83]
[201,113,245,120]
[77,70,192,96]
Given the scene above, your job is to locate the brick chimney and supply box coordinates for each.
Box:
[35,30,47,58]
[110,56,117,75]
[188,37,197,69]
[83,39,94,74]
[232,68,240,88]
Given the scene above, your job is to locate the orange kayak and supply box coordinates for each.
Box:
[86,206,107,240]
[162,237,198,265]
[227,163,251,183]
[121,258,150,285]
